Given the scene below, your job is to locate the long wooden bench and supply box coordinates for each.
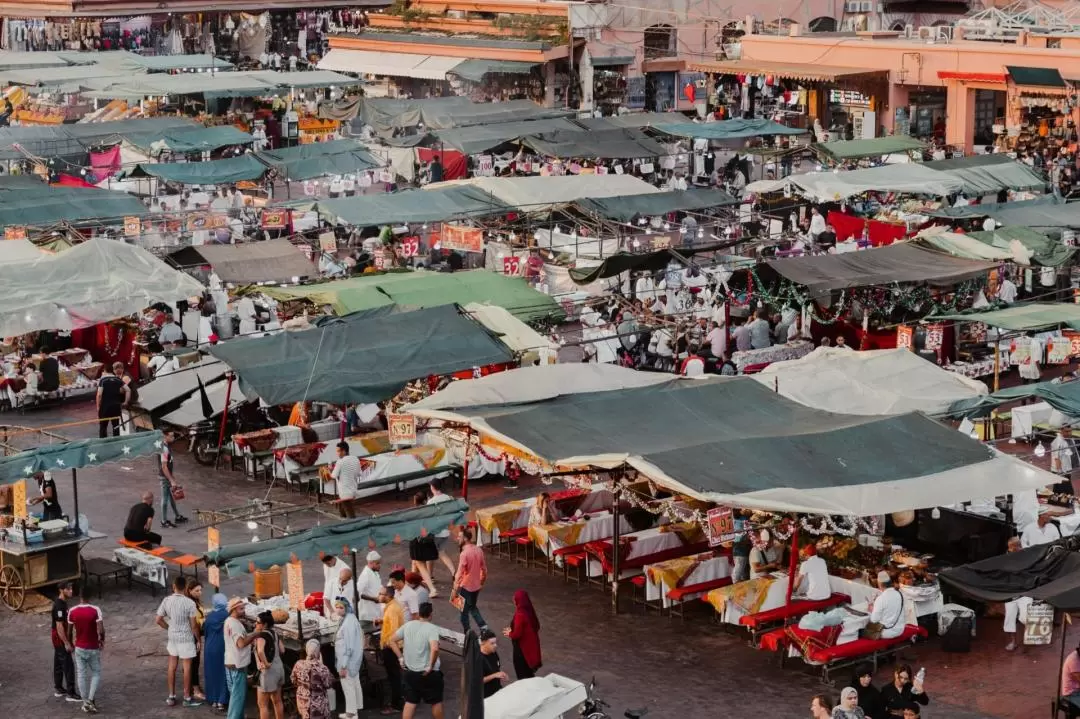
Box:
[118,539,202,580]
[765,623,927,685]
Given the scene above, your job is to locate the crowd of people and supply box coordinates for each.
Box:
[808,664,929,719]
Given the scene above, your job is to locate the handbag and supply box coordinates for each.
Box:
[171,485,185,501]
[861,588,902,640]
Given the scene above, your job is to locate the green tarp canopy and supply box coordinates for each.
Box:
[1007,66,1065,88]
[946,379,1080,419]
[258,271,563,323]
[354,97,572,136]
[433,118,582,155]
[256,139,382,181]
[129,154,268,184]
[0,186,147,226]
[315,185,509,226]
[448,59,538,82]
[983,200,1080,230]
[204,499,469,574]
[924,154,1046,194]
[568,243,735,284]
[521,128,668,159]
[591,55,634,67]
[933,303,1080,331]
[574,188,738,221]
[967,225,1076,267]
[814,135,926,160]
[0,117,199,161]
[208,304,514,405]
[86,72,283,101]
[925,195,1059,219]
[573,113,680,131]
[0,431,163,485]
[124,125,254,154]
[654,119,807,140]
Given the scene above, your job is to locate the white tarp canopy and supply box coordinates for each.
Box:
[409,363,670,412]
[532,228,620,259]
[0,239,45,264]
[463,302,557,359]
[0,239,205,337]
[160,380,241,426]
[428,175,660,210]
[484,675,588,719]
[786,164,965,201]
[753,347,988,416]
[318,49,432,79]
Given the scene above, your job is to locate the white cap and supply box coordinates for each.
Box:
[366,551,381,562]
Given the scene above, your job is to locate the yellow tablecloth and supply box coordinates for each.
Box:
[529,520,586,551]
[705,577,776,615]
[647,552,714,592]
[476,500,529,534]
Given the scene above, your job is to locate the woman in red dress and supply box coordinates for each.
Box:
[503,589,542,679]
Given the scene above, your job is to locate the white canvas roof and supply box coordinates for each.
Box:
[787,164,964,201]
[753,347,988,416]
[427,175,660,210]
[0,239,44,264]
[463,303,557,357]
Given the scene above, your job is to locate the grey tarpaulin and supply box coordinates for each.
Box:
[983,200,1080,230]
[167,239,316,285]
[256,139,383,181]
[767,242,995,294]
[208,304,514,405]
[449,58,538,82]
[135,358,229,413]
[923,154,1047,194]
[433,118,582,155]
[354,97,572,136]
[574,188,737,221]
[521,128,668,159]
[129,154,268,184]
[315,185,509,227]
[925,194,1060,219]
[653,118,808,140]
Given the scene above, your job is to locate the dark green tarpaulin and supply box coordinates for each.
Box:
[984,200,1080,230]
[208,304,514,405]
[355,97,572,136]
[433,118,582,155]
[654,119,807,140]
[568,243,733,284]
[204,499,468,574]
[591,55,635,67]
[0,117,199,161]
[129,154,268,184]
[925,194,1059,219]
[0,431,163,485]
[315,186,509,227]
[934,303,1080,331]
[1007,66,1065,88]
[521,128,668,159]
[124,125,254,154]
[946,379,1080,419]
[574,188,738,221]
[966,226,1076,267]
[0,186,147,226]
[815,135,925,160]
[448,59,538,82]
[924,154,1046,194]
[256,139,382,181]
[573,113,680,131]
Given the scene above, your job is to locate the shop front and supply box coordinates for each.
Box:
[588,54,634,116]
[1004,66,1079,157]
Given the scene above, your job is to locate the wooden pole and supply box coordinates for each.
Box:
[350,548,360,620]
[214,373,235,470]
[611,486,622,614]
[71,468,80,534]
[993,341,1001,392]
[461,427,472,501]
[784,524,800,606]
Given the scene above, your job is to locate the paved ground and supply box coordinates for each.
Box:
[0,400,1051,719]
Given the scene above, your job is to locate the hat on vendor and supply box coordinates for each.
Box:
[227,597,247,613]
[366,550,381,562]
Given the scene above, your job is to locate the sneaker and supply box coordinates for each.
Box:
[87,701,99,714]
[175,516,190,523]
[166,696,177,707]
[183,697,204,708]
[54,690,67,698]
[66,693,83,702]
[161,520,176,529]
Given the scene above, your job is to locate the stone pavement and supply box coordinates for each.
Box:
[0,401,1034,718]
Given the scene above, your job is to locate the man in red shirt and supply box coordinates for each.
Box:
[451,527,488,634]
[67,589,105,714]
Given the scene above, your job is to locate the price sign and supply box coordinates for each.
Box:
[502,256,522,276]
[401,236,420,258]
[4,226,26,240]
[287,561,304,610]
[207,527,220,588]
[318,232,337,252]
[896,325,913,350]
[123,216,141,237]
[924,323,944,351]
[13,479,26,519]
[388,414,416,445]
[1024,601,1054,645]
[706,505,736,546]
[1065,331,1080,358]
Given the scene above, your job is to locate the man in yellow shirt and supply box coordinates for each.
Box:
[379,586,406,713]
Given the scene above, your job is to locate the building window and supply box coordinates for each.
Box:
[644,24,677,60]
[809,16,837,32]
[1048,37,1062,48]
[890,21,907,32]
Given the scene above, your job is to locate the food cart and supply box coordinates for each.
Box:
[0,524,105,610]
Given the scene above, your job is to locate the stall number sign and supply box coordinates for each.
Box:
[1024,601,1054,645]
[124,216,141,237]
[896,325,913,351]
[207,527,220,589]
[388,414,416,445]
[287,561,304,611]
[400,236,421,258]
[706,506,736,547]
[502,256,522,276]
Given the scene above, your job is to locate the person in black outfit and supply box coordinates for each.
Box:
[479,628,506,698]
[879,664,929,717]
[852,663,882,719]
[51,581,79,702]
[29,470,63,521]
[96,362,130,439]
[124,491,162,546]
[38,347,60,393]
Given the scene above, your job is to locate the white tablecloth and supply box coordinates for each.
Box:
[586,525,689,577]
[830,576,944,622]
[113,547,168,588]
[1012,402,1070,439]
[275,434,391,481]
[645,554,733,607]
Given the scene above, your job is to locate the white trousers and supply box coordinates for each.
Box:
[1004,596,1033,633]
[341,674,364,715]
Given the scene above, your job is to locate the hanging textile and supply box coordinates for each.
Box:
[90,145,121,180]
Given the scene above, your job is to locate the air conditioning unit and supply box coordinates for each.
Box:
[860,2,873,12]
[844,1,861,12]
[918,26,932,39]
[904,23,915,37]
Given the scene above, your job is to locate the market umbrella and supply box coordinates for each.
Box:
[460,629,485,719]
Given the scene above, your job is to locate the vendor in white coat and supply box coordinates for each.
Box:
[321,553,350,615]
[868,571,907,640]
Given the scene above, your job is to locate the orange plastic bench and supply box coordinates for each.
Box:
[118,539,202,577]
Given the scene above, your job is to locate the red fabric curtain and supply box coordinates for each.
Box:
[69,323,140,376]
[826,211,906,246]
[416,148,467,181]
[90,145,121,180]
[52,173,98,188]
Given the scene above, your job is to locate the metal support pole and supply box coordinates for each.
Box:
[350,549,360,620]
[214,373,235,470]
[611,486,622,614]
[71,468,80,534]
[461,427,472,501]
[785,524,800,606]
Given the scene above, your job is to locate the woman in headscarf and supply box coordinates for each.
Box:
[334,598,365,719]
[851,663,881,719]
[202,593,230,711]
[832,687,867,719]
[502,589,542,679]
[291,639,334,719]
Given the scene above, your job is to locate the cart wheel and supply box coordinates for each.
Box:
[0,564,25,610]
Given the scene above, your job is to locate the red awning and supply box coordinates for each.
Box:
[937,71,1007,83]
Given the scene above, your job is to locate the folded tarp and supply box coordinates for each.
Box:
[939,543,1080,609]
[653,118,807,141]
[168,239,316,285]
[255,138,382,181]
[814,135,926,160]
[945,378,1080,419]
[315,185,509,227]
[923,154,1046,194]
[924,194,1060,219]
[204,499,469,574]
[933,303,1080,331]
[788,163,964,201]
[521,128,668,159]
[768,242,995,294]
[448,58,538,82]
[0,185,148,226]
[433,118,582,155]
[208,304,514,405]
[408,375,1056,516]
[573,187,738,221]
[568,243,730,284]
[124,125,254,154]
[966,226,1075,267]
[258,270,563,323]
[130,154,268,184]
